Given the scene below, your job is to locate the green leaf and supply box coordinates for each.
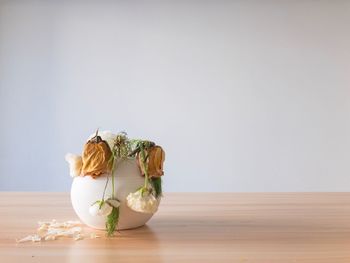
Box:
[106,206,119,237]
[150,177,162,198]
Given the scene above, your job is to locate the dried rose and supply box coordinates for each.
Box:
[137,146,165,177]
[81,130,113,178]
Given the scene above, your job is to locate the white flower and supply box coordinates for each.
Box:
[87,130,117,150]
[89,201,113,217]
[88,203,100,216]
[126,188,159,214]
[65,153,83,177]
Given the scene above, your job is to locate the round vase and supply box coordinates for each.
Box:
[70,159,158,230]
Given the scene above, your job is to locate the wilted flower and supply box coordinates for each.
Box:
[81,130,113,178]
[65,153,83,177]
[137,146,165,178]
[126,188,159,214]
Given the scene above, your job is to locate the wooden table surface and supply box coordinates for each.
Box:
[0,192,350,263]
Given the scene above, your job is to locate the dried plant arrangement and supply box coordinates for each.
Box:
[65,130,165,236]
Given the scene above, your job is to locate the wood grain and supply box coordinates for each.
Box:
[0,192,350,262]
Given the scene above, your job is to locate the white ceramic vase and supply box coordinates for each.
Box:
[71,159,158,230]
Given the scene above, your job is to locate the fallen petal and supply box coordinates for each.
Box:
[44,235,56,241]
[90,233,100,239]
[74,234,84,241]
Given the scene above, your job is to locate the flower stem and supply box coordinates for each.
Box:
[144,169,149,188]
[139,143,149,190]
[111,157,116,199]
[101,174,109,201]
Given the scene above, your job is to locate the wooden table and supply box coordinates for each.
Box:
[0,193,350,262]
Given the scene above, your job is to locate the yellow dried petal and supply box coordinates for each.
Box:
[81,140,112,178]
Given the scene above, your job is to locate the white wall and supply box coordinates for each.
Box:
[1,0,350,192]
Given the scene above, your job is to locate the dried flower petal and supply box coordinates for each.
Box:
[17,234,41,243]
[65,153,83,177]
[17,220,85,243]
[90,233,100,239]
[44,235,56,241]
[37,224,48,234]
[74,234,84,241]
